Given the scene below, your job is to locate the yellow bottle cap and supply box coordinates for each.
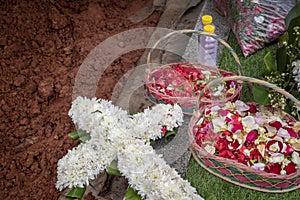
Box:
[203,25,215,34]
[202,15,213,25]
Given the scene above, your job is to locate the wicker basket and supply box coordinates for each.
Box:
[145,29,242,114]
[189,75,300,193]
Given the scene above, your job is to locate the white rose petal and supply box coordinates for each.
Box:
[212,116,227,132]
[277,128,290,139]
[235,100,250,112]
[269,153,285,163]
[252,163,265,171]
[292,152,300,166]
[242,116,259,132]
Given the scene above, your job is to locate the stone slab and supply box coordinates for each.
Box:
[115,0,231,176]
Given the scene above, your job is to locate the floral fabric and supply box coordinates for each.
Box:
[215,0,300,56]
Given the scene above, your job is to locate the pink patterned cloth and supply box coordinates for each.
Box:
[215,0,299,56]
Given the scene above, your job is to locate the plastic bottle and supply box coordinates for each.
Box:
[198,25,218,67]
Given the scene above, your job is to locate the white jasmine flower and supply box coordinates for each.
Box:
[280,170,287,175]
[292,60,300,92]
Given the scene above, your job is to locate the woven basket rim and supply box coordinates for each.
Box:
[190,147,300,193]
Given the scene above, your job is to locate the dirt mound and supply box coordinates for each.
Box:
[0,0,161,199]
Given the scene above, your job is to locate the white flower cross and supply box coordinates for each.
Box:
[56,96,203,200]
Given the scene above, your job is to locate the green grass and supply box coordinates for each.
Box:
[185,32,300,200]
[218,32,277,102]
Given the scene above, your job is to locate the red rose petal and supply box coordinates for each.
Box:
[283,144,294,155]
[230,139,240,149]
[246,130,258,143]
[284,127,297,138]
[232,123,243,133]
[269,121,282,130]
[264,163,281,174]
[266,140,283,153]
[285,162,296,174]
[248,104,259,113]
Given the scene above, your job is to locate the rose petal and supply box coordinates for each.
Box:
[252,163,265,171]
[277,128,291,139]
[242,116,259,132]
[246,130,258,143]
[265,124,277,137]
[231,123,243,133]
[254,112,265,125]
[256,144,266,157]
[285,127,297,138]
[283,144,294,155]
[265,163,281,174]
[235,100,250,112]
[250,149,264,161]
[269,153,285,163]
[204,144,216,154]
[269,121,282,130]
[248,104,259,113]
[285,162,296,174]
[229,139,241,150]
[212,116,227,133]
[266,140,283,153]
[292,152,300,166]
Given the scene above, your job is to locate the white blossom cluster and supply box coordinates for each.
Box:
[117,140,203,200]
[292,60,300,92]
[56,97,202,199]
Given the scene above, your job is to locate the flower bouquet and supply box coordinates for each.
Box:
[145,29,242,114]
[189,76,300,193]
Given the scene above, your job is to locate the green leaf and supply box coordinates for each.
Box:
[107,160,122,176]
[263,51,276,73]
[66,186,86,199]
[277,32,288,48]
[69,129,91,142]
[124,187,142,200]
[150,139,155,147]
[164,130,177,142]
[252,84,270,105]
[287,16,300,44]
[69,131,80,140]
[285,2,300,29]
[276,46,288,73]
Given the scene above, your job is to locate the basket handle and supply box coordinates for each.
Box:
[197,75,300,109]
[146,29,242,76]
